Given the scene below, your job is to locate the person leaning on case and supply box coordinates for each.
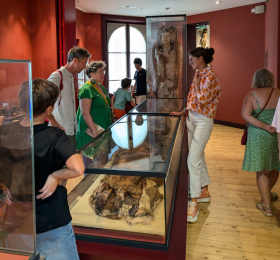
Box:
[242,68,280,217]
[48,46,91,147]
[170,47,222,223]
[19,79,85,259]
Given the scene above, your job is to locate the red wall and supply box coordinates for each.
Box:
[29,0,57,78]
[76,10,102,61]
[188,4,265,124]
[265,0,280,85]
[0,0,57,79]
[0,0,32,60]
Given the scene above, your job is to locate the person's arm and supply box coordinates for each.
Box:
[130,100,136,107]
[80,98,99,138]
[47,71,66,131]
[48,114,65,131]
[169,109,185,117]
[241,92,275,133]
[36,153,84,200]
[131,84,136,97]
[278,133,280,160]
[111,94,115,110]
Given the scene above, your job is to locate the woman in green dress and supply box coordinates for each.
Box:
[242,68,280,217]
[76,61,112,150]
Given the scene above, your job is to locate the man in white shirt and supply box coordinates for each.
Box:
[48,47,91,146]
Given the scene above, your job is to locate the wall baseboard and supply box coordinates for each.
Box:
[214,120,246,129]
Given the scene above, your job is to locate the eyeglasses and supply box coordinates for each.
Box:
[78,59,88,67]
[96,69,106,74]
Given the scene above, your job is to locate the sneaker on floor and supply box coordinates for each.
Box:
[197,187,211,203]
[187,199,199,223]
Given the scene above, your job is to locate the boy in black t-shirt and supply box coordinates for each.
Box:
[21,79,84,259]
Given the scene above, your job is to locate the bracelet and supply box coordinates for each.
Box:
[91,130,98,134]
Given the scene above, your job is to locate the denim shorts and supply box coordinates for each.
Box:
[36,222,79,260]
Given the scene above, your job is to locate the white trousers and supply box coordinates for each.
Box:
[187,111,214,198]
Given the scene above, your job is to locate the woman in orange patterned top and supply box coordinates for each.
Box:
[170,47,221,223]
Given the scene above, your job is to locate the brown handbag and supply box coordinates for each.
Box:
[241,88,274,145]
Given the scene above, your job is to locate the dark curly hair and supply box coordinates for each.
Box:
[188,47,215,64]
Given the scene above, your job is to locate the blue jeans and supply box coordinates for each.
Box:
[36,222,79,260]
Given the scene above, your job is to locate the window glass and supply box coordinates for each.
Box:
[108,26,126,52]
[129,27,146,52]
[108,53,126,81]
[109,80,121,94]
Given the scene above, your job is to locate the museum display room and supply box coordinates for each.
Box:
[0,60,40,260]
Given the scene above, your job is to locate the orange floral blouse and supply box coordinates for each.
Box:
[186,67,221,119]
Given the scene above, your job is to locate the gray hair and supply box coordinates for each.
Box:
[86,61,106,78]
[252,68,274,89]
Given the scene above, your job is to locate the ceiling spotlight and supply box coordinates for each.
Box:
[122,6,136,8]
[105,11,111,14]
[215,1,221,4]
[178,11,186,14]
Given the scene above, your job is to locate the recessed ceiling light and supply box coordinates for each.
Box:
[215,1,221,4]
[122,6,136,8]
[105,11,111,14]
[178,11,186,14]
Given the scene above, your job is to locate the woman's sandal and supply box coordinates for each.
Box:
[256,202,273,217]
[271,192,278,202]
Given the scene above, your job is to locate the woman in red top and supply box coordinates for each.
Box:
[170,47,221,223]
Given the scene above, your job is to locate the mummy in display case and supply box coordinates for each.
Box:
[152,25,182,98]
[89,175,164,225]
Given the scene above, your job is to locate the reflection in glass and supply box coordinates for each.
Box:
[0,60,35,254]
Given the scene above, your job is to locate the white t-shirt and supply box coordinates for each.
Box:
[48,66,77,136]
[272,97,280,133]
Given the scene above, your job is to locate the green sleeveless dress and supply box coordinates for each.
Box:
[242,91,280,172]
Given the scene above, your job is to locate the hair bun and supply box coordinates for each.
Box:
[206,47,215,56]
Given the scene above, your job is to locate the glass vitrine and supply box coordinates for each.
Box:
[146,15,187,99]
[68,113,184,250]
[129,98,185,115]
[0,60,39,259]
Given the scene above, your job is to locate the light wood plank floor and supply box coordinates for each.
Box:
[186,124,280,260]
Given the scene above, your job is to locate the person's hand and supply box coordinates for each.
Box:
[194,71,200,91]
[265,125,276,134]
[169,111,183,117]
[36,174,60,200]
[149,92,156,98]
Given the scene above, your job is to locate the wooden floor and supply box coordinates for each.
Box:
[186,124,280,260]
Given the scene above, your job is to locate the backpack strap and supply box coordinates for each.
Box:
[56,70,63,105]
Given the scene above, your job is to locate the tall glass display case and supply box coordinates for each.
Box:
[146,15,187,99]
[0,60,39,259]
[68,113,184,250]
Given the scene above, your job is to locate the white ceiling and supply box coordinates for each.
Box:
[75,0,266,17]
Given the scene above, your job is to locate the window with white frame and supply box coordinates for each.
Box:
[107,23,146,94]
